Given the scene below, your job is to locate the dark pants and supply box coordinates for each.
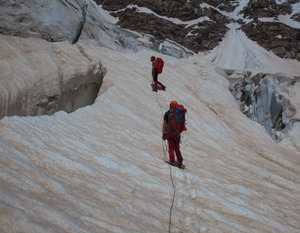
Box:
[166,132,183,164]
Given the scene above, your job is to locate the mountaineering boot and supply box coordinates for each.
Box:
[162,86,166,91]
[164,161,185,169]
[153,89,157,92]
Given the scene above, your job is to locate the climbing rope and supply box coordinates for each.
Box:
[154,90,176,233]
[162,138,176,233]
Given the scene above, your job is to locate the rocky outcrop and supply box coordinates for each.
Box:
[2,0,298,60]
[0,35,104,119]
[291,13,300,22]
[95,0,300,61]
[241,21,300,61]
[97,0,232,53]
[97,0,238,17]
[184,20,228,52]
[109,5,229,53]
[228,71,300,141]
[240,0,293,19]
[98,0,204,21]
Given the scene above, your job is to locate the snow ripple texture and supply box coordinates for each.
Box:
[1,43,300,232]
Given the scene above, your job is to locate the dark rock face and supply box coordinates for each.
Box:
[97,0,204,20]
[110,7,228,53]
[97,0,231,53]
[94,0,129,11]
[291,13,300,22]
[184,21,228,51]
[97,0,239,16]
[112,8,186,41]
[94,0,300,61]
[1,0,299,61]
[237,0,300,61]
[240,0,293,19]
[241,22,300,61]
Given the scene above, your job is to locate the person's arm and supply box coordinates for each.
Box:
[153,61,157,68]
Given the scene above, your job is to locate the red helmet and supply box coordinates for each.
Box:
[151,56,155,61]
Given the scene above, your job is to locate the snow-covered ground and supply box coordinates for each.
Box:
[205,22,300,74]
[1,40,300,232]
[1,1,300,232]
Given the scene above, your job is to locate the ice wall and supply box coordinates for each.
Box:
[228,70,300,145]
[0,35,104,118]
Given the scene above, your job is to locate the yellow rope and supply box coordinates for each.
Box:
[163,140,176,233]
[154,92,176,233]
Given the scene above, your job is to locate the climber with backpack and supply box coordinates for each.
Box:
[151,56,166,92]
[162,101,187,169]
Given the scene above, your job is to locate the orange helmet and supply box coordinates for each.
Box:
[170,101,178,106]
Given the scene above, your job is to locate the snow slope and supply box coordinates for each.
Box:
[1,41,300,232]
[1,1,300,232]
[203,0,300,73]
[205,23,300,74]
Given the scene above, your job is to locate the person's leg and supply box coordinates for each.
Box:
[153,73,158,90]
[168,140,175,164]
[173,134,183,164]
[174,142,183,164]
[157,81,165,89]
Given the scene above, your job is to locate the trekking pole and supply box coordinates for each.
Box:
[162,139,168,161]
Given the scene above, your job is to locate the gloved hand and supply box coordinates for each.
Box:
[162,132,166,140]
